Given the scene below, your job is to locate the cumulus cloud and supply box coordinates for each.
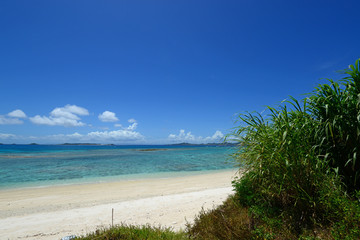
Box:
[50,129,144,143]
[98,111,119,122]
[0,116,23,125]
[30,104,89,127]
[8,109,27,118]
[87,129,143,141]
[168,129,195,141]
[46,118,144,143]
[168,129,224,143]
[207,130,224,140]
[113,119,138,130]
[0,109,27,125]
[126,119,138,131]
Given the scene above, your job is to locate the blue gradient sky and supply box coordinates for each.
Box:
[0,0,359,144]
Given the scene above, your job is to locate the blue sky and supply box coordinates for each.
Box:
[0,0,359,144]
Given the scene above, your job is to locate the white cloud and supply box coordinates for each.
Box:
[67,132,83,138]
[114,124,122,128]
[0,109,27,125]
[87,129,143,141]
[51,109,80,120]
[168,129,224,143]
[0,133,17,139]
[59,105,88,116]
[127,122,138,131]
[8,109,27,118]
[128,118,137,123]
[126,119,138,131]
[206,130,224,141]
[0,116,23,125]
[51,105,89,119]
[99,111,119,122]
[168,129,195,141]
[43,119,144,143]
[30,115,86,127]
[48,129,144,143]
[29,104,89,127]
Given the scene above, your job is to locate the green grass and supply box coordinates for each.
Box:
[186,196,253,240]
[75,224,187,240]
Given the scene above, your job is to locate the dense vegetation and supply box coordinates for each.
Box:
[77,59,360,239]
[196,58,360,239]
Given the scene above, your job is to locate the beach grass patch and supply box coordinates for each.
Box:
[186,196,253,239]
[76,224,187,240]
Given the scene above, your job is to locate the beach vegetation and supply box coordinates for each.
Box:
[186,196,253,239]
[75,224,187,240]
[309,59,360,193]
[192,58,360,239]
[187,59,360,239]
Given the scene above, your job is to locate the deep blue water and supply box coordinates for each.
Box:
[0,145,235,189]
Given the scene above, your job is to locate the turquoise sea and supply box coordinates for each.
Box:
[0,145,235,190]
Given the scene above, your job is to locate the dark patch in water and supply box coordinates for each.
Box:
[137,149,168,152]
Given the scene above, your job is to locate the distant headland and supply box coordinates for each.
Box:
[59,143,116,146]
[168,142,237,147]
[0,142,237,147]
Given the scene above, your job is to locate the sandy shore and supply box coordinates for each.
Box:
[0,170,237,240]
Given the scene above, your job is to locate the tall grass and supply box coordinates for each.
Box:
[227,58,360,238]
[230,98,328,232]
[310,59,360,192]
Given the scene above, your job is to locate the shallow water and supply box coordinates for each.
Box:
[0,145,235,189]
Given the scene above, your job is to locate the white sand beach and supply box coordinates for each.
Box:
[0,170,237,240]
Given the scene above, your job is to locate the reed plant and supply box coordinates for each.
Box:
[227,59,360,238]
[310,59,360,193]
[230,98,327,232]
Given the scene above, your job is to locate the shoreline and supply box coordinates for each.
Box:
[0,169,238,240]
[0,168,236,191]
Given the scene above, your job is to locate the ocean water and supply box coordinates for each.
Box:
[0,145,236,189]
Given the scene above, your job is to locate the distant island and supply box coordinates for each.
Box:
[0,142,237,147]
[59,143,116,146]
[168,142,237,147]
